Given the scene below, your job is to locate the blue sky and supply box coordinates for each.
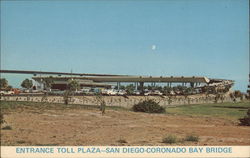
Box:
[1,0,249,91]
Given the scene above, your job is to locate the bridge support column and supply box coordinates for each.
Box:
[190,82,194,88]
[139,82,144,92]
[117,82,121,90]
[135,82,138,90]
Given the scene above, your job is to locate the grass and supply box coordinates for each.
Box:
[35,144,59,146]
[162,134,200,144]
[185,134,199,142]
[162,135,177,144]
[0,100,129,112]
[166,101,250,120]
[1,100,250,121]
[16,140,26,144]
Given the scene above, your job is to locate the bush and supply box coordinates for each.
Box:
[2,125,12,130]
[132,99,165,113]
[162,135,177,144]
[0,113,5,124]
[117,139,127,143]
[185,134,199,142]
[239,108,250,126]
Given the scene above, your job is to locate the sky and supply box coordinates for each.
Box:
[0,0,249,91]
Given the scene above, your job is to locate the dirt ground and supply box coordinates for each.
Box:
[1,106,250,146]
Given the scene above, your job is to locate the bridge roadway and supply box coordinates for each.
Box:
[0,69,127,77]
[32,76,210,84]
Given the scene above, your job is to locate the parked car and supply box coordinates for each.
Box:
[144,90,152,96]
[117,90,127,96]
[106,89,118,96]
[0,90,14,95]
[151,90,163,96]
[133,90,141,95]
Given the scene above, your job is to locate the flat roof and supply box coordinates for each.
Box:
[32,76,210,83]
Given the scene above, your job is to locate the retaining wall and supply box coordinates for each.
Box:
[0,94,237,108]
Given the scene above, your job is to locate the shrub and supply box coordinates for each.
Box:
[2,125,12,130]
[117,139,127,144]
[132,99,165,113]
[0,113,5,124]
[162,135,177,144]
[239,108,250,126]
[185,134,199,142]
[16,140,26,144]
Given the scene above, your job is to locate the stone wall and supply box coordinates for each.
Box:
[0,94,238,108]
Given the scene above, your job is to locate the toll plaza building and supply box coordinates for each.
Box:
[32,75,233,92]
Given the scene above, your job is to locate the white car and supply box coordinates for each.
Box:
[117,90,127,96]
[144,90,152,96]
[106,89,117,96]
[133,90,141,95]
[170,90,175,95]
[0,91,14,95]
[152,90,163,96]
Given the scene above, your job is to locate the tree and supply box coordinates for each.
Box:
[95,93,106,115]
[125,84,135,95]
[163,86,172,95]
[21,79,33,89]
[63,79,80,105]
[41,76,54,102]
[67,79,80,92]
[43,76,54,91]
[0,78,8,90]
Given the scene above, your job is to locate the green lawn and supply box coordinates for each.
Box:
[0,100,128,111]
[1,100,250,120]
[166,101,250,120]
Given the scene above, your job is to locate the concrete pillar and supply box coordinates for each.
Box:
[117,82,120,90]
[135,82,138,90]
[190,82,194,88]
[139,82,144,92]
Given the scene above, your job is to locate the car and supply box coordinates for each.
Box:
[0,90,14,95]
[117,90,127,96]
[102,89,117,96]
[144,90,152,96]
[107,89,118,95]
[170,90,175,95]
[152,90,163,96]
[133,90,141,95]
